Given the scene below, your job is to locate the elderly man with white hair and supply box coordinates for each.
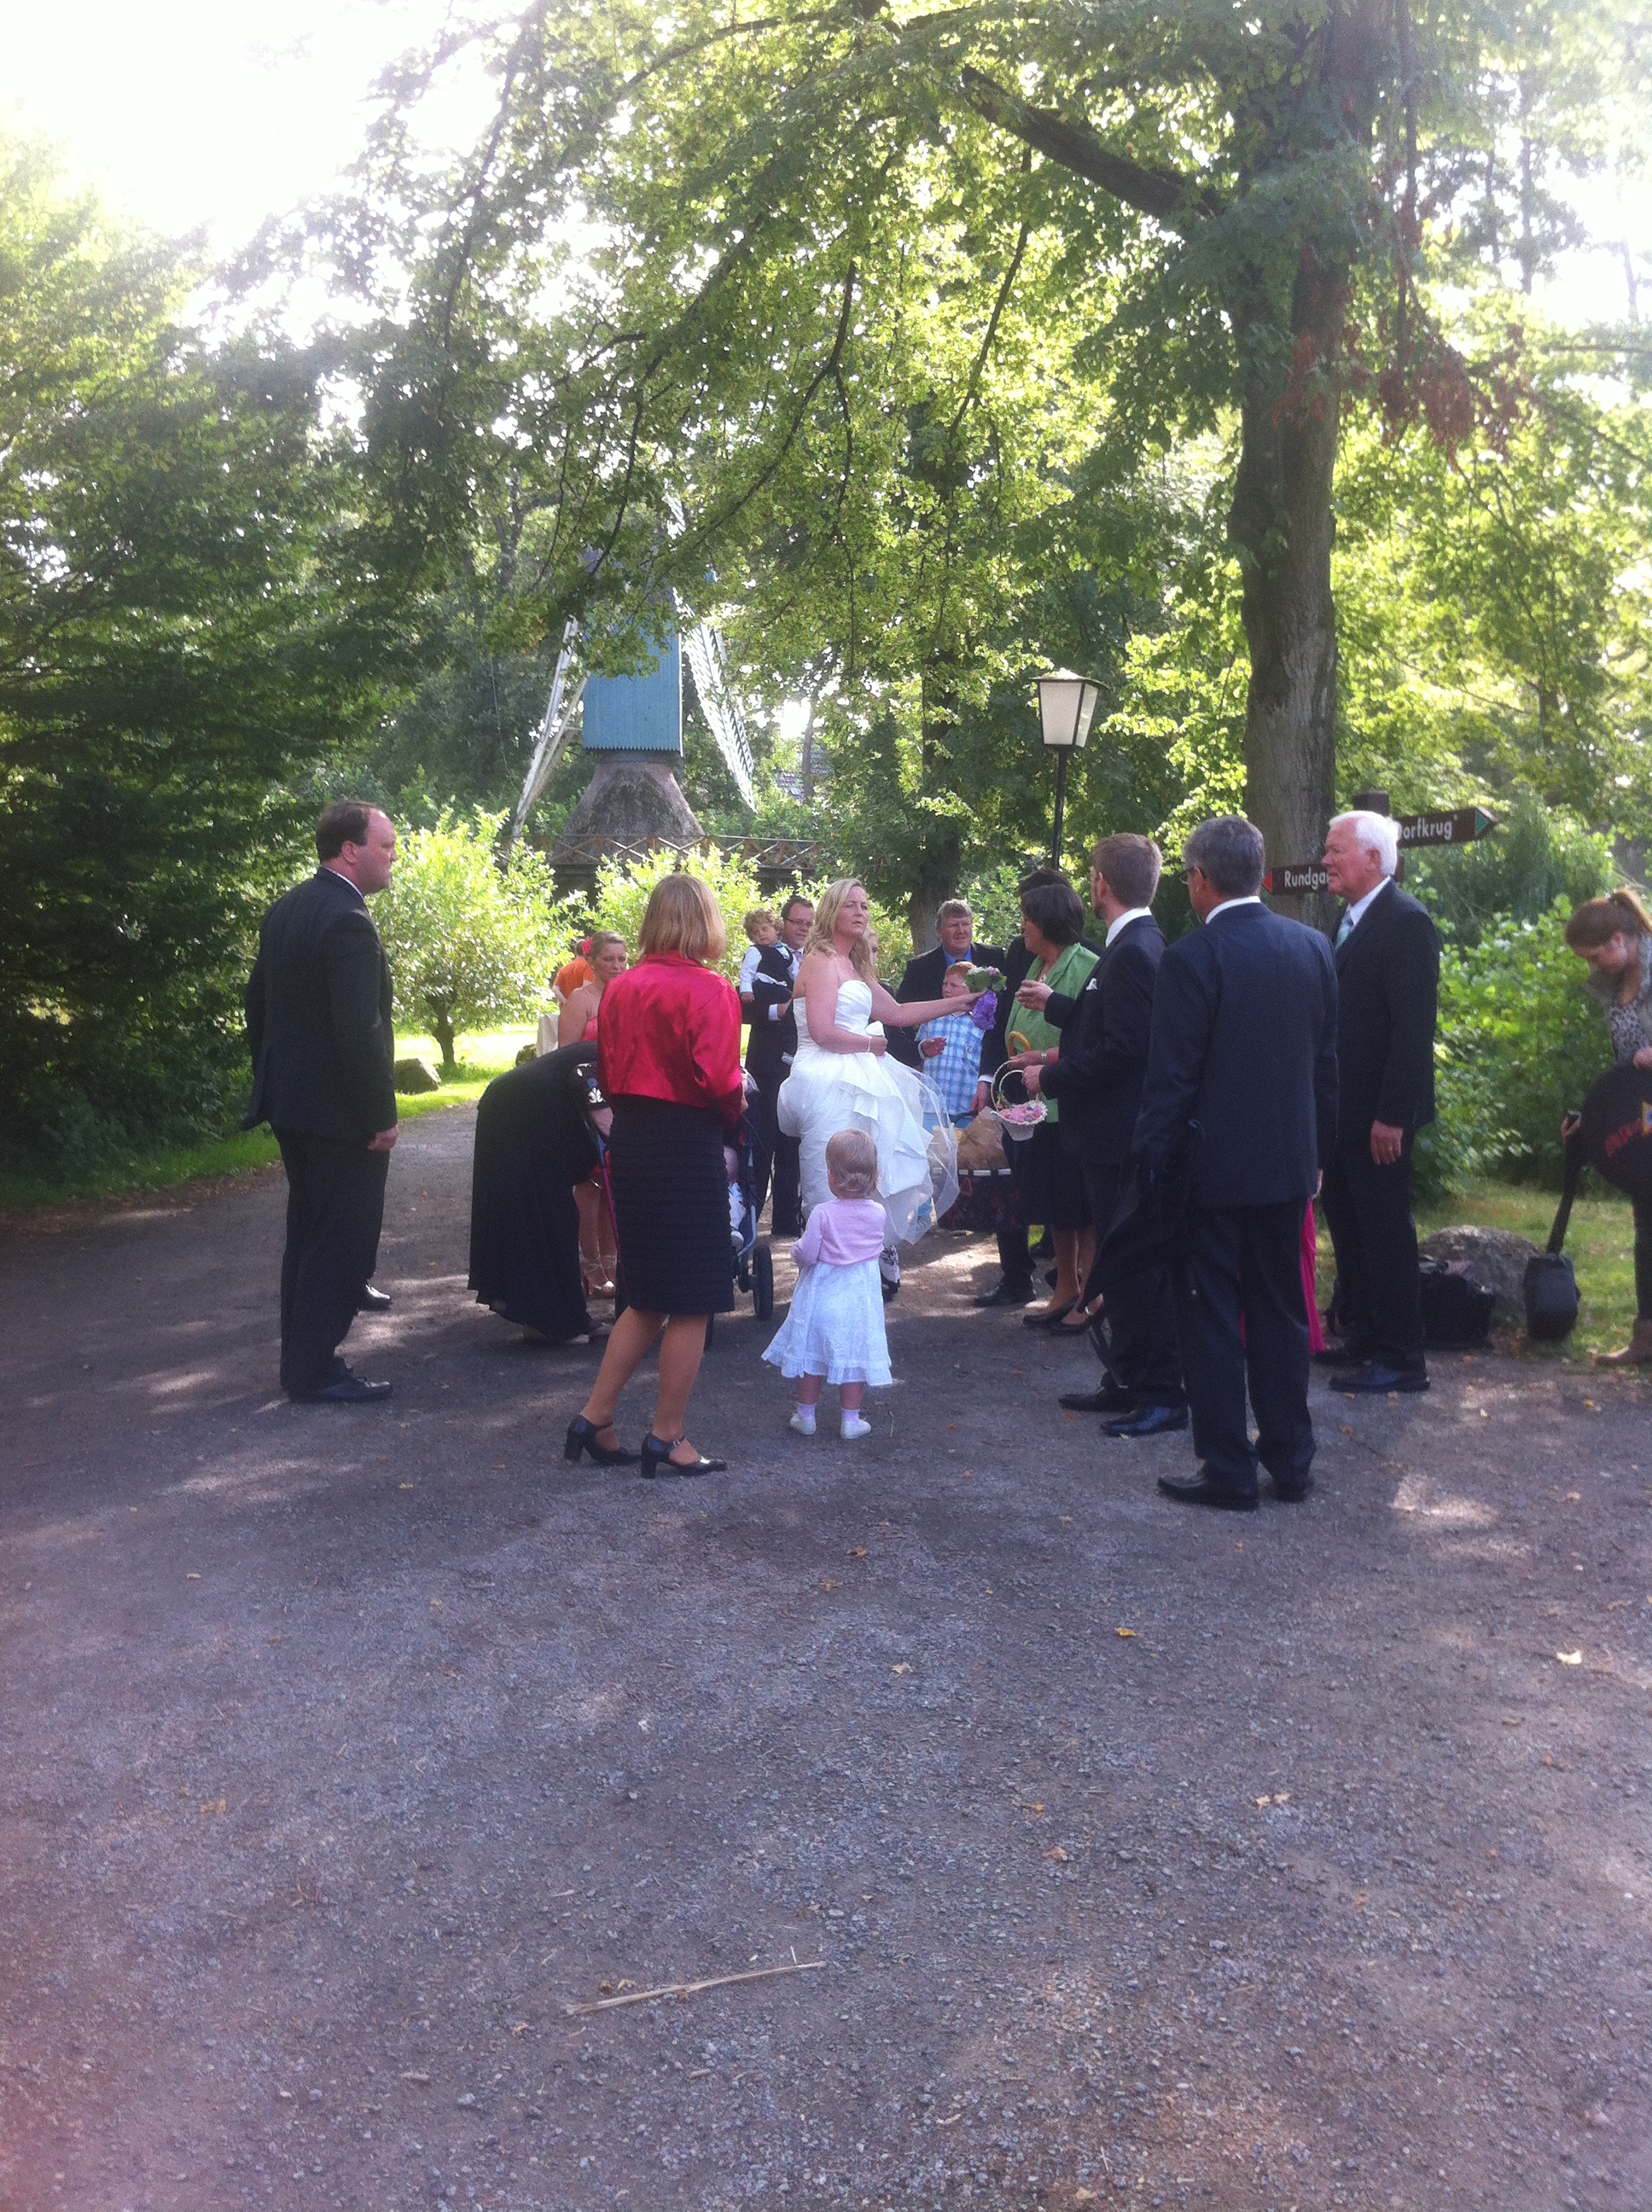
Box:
[1318,807,1440,1392]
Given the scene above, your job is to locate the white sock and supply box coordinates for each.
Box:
[789,1403,817,1435]
[841,1411,871,1441]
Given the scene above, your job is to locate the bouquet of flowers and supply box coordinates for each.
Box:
[964,965,1006,1033]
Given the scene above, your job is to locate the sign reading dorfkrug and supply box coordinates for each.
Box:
[1266,806,1495,894]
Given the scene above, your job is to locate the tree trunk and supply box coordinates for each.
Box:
[1228,262,1343,931]
[905,854,957,959]
[905,670,963,955]
[432,1010,457,1076]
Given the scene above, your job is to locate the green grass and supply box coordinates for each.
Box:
[1306,1177,1638,1369]
[0,1027,536,1212]
[1414,1179,1638,1367]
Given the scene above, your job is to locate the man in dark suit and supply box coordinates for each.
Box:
[1019,834,1184,1435]
[969,872,1065,1306]
[1319,810,1440,1393]
[742,893,811,1236]
[1132,816,1338,1511]
[244,800,400,1404]
[887,898,1005,1073]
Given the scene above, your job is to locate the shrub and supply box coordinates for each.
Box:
[1418,901,1612,1197]
[375,812,562,1072]
[574,851,910,981]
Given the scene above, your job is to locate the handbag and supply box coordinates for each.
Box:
[1418,1260,1496,1349]
[1522,1134,1583,1342]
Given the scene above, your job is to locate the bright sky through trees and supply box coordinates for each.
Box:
[3,0,476,251]
[2,0,1644,326]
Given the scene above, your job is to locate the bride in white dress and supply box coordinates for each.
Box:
[777,879,973,1245]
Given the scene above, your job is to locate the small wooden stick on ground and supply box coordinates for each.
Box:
[561,1960,826,2017]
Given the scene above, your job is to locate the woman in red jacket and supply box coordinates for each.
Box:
[565,874,744,1475]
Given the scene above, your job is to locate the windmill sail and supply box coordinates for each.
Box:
[507,619,584,845]
[681,611,755,807]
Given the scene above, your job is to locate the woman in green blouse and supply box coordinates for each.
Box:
[1002,877,1098,1325]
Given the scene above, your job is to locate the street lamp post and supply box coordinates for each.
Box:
[1034,670,1101,870]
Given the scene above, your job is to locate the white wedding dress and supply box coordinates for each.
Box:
[777,979,959,1245]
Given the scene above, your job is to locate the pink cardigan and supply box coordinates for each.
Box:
[792,1197,886,1268]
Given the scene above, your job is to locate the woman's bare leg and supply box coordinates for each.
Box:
[653,1313,712,1460]
[1032,1226,1082,1314]
[574,1178,611,1291]
[579,1307,666,1444]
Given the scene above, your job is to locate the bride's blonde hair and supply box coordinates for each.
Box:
[805,878,877,983]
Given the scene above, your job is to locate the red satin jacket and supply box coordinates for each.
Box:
[596,952,744,1132]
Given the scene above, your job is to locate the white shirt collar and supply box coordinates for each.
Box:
[322,864,366,905]
[1341,877,1390,932]
[1104,905,1155,946]
[1205,894,1263,920]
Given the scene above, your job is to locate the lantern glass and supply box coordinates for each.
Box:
[1035,669,1100,749]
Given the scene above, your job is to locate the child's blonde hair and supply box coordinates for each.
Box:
[742,907,778,942]
[825,1126,880,1200]
[943,960,973,988]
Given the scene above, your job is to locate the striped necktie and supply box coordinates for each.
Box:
[1336,910,1355,946]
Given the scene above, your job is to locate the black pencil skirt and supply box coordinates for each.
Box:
[608,1097,735,1316]
[1009,1119,1091,1232]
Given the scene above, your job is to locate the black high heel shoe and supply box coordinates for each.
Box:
[565,1415,638,1465]
[640,1434,726,1478]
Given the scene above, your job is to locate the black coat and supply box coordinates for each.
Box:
[243,868,397,1141]
[1133,902,1338,1209]
[745,942,800,1073]
[1038,915,1166,1167]
[468,1043,598,1341]
[1332,878,1439,1144]
[887,940,1006,1070]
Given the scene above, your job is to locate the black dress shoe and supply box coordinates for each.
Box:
[1271,1474,1316,1502]
[1157,1470,1258,1511]
[564,1415,639,1465]
[294,1371,392,1404]
[1023,1299,1079,1330]
[1059,1384,1139,1415]
[973,1278,1038,1307]
[1103,1402,1190,1440]
[1336,1363,1429,1394]
[358,1284,393,1313]
[640,1434,726,1477]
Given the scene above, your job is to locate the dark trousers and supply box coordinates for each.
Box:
[1172,1199,1314,1496]
[748,1060,802,1234]
[997,1219,1032,1284]
[1320,1137,1425,1371]
[275,1130,388,1395]
[1080,1161,1184,1406]
[1637,1194,1652,1319]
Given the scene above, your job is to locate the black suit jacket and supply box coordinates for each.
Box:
[1332,878,1439,1144]
[1133,902,1338,1208]
[887,940,1006,1071]
[745,941,800,1074]
[1039,915,1166,1167]
[243,868,397,1142]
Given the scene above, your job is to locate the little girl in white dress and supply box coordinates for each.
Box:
[764,1128,891,1441]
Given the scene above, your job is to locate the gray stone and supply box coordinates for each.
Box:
[393,1056,442,1094]
[1418,1225,1538,1313]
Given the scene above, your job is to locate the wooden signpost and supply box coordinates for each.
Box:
[1265,801,1496,895]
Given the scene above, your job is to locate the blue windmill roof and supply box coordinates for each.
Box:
[581,633,683,755]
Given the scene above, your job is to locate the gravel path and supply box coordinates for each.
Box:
[2,1103,1648,2212]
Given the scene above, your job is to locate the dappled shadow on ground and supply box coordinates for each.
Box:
[2,1108,1648,2212]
